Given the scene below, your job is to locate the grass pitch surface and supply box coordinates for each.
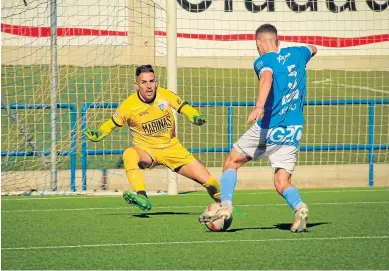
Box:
[2,187,389,270]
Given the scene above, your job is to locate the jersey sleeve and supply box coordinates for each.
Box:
[253,56,273,79]
[297,46,313,64]
[162,89,188,113]
[112,101,129,127]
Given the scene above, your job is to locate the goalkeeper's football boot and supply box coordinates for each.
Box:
[290,203,309,232]
[123,191,152,212]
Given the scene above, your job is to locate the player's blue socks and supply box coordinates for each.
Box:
[282,186,303,211]
[220,169,237,207]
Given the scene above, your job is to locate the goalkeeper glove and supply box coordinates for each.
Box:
[191,115,207,126]
[84,128,107,142]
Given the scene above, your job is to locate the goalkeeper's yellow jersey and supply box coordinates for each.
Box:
[112,87,188,149]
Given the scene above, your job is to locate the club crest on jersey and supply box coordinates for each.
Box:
[157,100,168,111]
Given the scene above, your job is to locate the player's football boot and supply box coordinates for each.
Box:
[218,207,233,220]
[199,207,233,224]
[290,203,309,232]
[122,191,152,212]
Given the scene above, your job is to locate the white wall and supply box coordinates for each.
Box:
[155,0,389,56]
[1,0,128,46]
[1,0,388,67]
[2,0,388,55]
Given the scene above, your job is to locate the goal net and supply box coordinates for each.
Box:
[2,0,388,195]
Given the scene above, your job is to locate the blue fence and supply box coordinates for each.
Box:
[81,99,389,190]
[1,104,77,191]
[2,101,387,191]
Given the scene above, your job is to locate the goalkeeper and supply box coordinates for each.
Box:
[84,64,220,212]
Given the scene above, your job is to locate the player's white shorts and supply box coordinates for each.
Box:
[233,123,303,174]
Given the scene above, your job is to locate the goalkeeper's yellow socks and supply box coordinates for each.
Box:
[136,190,148,198]
[123,148,147,193]
[202,176,220,202]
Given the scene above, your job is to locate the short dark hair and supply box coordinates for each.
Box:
[136,64,154,77]
[255,24,277,38]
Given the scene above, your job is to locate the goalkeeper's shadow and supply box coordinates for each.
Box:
[131,211,201,218]
[100,211,200,218]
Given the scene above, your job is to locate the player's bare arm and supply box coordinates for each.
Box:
[307,45,318,57]
[247,70,273,123]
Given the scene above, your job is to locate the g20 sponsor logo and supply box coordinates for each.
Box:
[266,126,302,146]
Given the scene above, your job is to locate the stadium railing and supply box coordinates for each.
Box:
[81,99,389,190]
[1,103,77,191]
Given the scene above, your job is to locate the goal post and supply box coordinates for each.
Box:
[50,0,59,191]
[166,0,178,195]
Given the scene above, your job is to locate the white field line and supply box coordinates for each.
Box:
[2,201,389,213]
[333,82,389,95]
[312,78,389,95]
[2,188,388,201]
[178,189,389,197]
[312,78,332,84]
[2,235,388,251]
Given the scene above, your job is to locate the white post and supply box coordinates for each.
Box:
[50,0,58,191]
[166,0,178,195]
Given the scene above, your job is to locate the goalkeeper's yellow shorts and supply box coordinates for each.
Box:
[140,142,196,172]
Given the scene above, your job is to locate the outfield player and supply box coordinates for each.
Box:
[84,65,220,211]
[199,24,317,232]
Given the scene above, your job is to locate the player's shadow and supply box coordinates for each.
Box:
[227,222,330,232]
[132,211,200,218]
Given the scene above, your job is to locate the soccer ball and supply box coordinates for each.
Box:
[203,202,233,232]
